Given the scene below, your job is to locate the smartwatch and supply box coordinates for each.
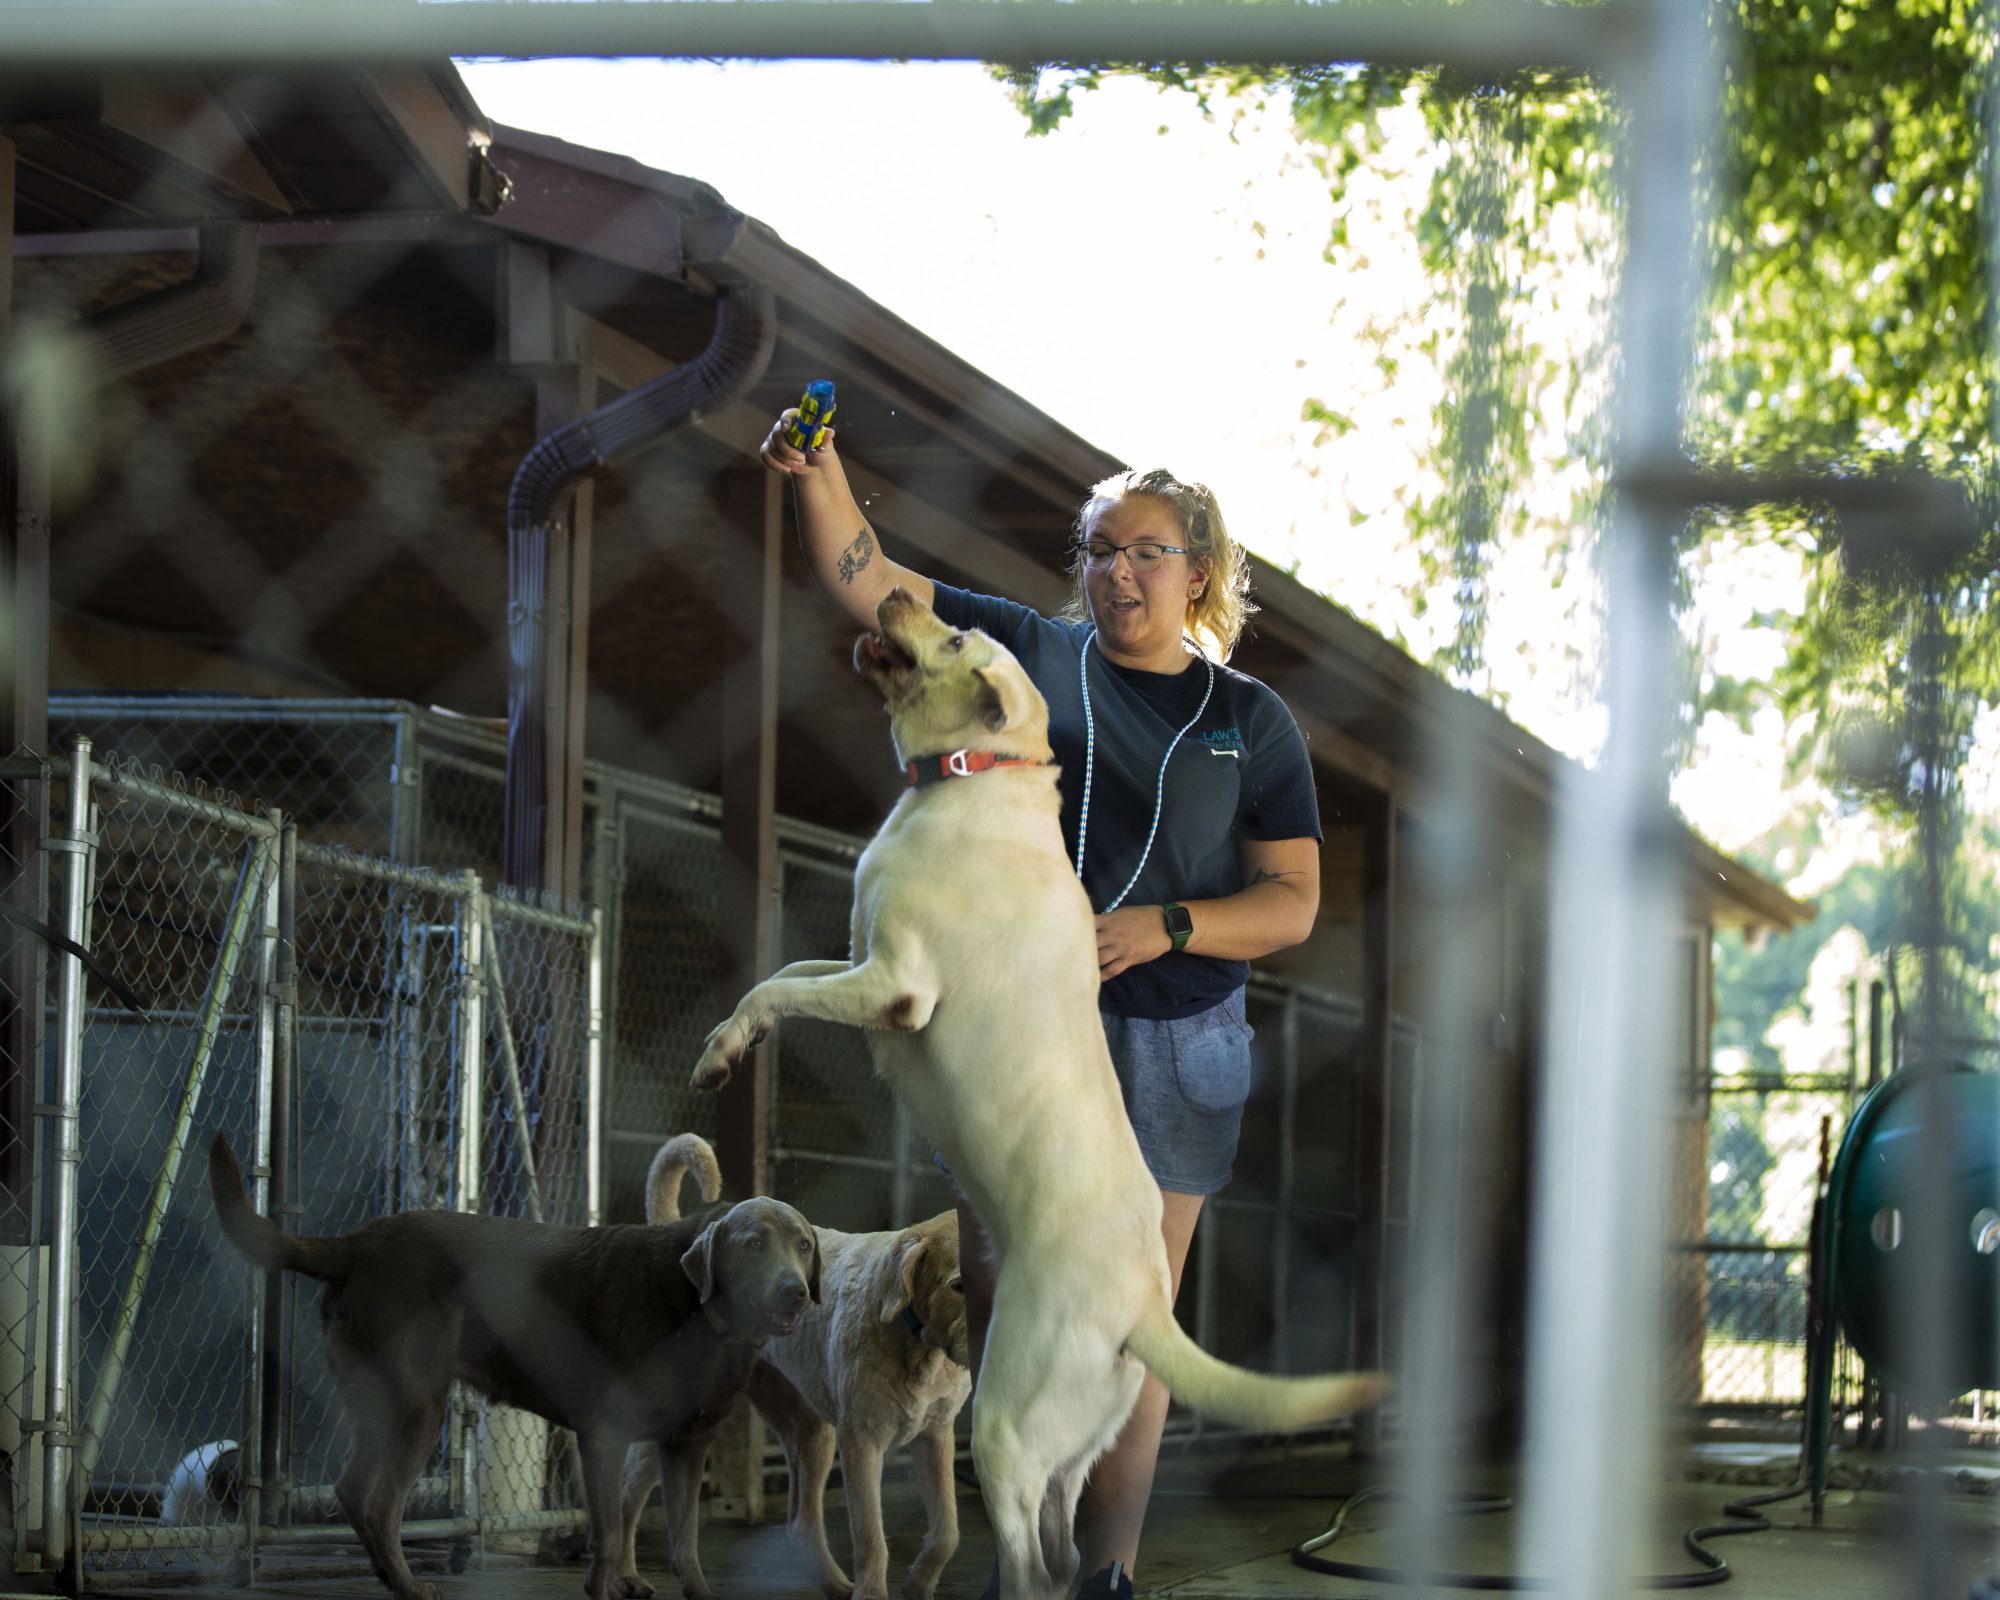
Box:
[1161,902,1194,954]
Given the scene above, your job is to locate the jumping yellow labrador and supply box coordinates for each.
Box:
[693,589,1387,1600]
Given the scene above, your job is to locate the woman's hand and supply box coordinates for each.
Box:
[760,411,838,476]
[1095,906,1173,981]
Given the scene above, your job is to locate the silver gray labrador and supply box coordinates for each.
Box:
[209,1133,820,1600]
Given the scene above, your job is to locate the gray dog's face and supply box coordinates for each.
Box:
[681,1197,822,1343]
[854,588,1051,768]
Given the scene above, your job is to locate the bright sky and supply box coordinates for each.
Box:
[461,58,1355,549]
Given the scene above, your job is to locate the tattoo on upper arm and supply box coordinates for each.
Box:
[835,528,875,584]
[1251,867,1304,887]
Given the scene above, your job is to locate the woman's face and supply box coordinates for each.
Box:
[1081,494,1206,669]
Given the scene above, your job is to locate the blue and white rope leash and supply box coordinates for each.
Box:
[1074,627,1215,913]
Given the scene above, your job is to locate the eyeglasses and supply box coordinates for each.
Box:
[1081,539,1188,572]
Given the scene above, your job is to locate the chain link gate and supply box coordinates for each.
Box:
[19,740,601,1585]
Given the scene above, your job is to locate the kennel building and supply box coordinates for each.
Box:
[0,75,1810,1584]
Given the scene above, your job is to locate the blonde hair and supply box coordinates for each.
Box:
[1062,468,1256,660]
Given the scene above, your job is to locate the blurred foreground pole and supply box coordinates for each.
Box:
[1520,1,1722,1593]
[1353,791,1396,1460]
[716,468,781,1204]
[710,467,782,1526]
[0,134,49,1244]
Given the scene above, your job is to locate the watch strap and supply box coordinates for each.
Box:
[1162,901,1193,954]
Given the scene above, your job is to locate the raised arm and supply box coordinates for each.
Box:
[761,413,934,631]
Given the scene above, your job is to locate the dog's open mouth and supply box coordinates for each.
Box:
[768,1309,801,1337]
[855,632,917,676]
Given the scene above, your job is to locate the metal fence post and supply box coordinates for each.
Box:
[452,875,486,1539]
[586,907,605,1228]
[263,822,298,1536]
[477,898,546,1224]
[889,1103,914,1231]
[389,708,424,866]
[1273,990,1300,1374]
[40,739,93,1576]
[587,796,621,1223]
[237,810,283,1572]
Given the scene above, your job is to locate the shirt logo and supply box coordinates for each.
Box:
[1194,727,1245,757]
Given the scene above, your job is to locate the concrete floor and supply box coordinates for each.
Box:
[59,1440,2000,1599]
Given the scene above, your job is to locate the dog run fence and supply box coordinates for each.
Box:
[8,739,602,1583]
[9,697,1396,1583]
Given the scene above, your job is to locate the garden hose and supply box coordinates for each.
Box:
[1291,1478,1809,1589]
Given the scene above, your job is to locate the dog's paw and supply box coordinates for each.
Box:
[821,1578,855,1600]
[689,1047,733,1092]
[612,1578,656,1600]
[691,1015,771,1090]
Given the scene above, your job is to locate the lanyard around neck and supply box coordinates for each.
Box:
[1073,628,1215,914]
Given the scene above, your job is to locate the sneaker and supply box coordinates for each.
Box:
[1076,1562,1135,1600]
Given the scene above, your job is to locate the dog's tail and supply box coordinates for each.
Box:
[1125,1300,1390,1433]
[644,1133,723,1225]
[208,1135,348,1280]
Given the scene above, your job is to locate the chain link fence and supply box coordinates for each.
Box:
[44,695,1383,1447]
[1698,1080,1851,1411]
[16,740,601,1581]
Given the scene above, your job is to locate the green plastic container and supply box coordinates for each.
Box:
[1832,1066,2000,1400]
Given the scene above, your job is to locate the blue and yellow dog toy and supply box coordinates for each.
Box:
[784,379,837,452]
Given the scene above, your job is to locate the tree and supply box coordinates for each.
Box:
[1001,1,1995,765]
[1002,4,1999,1019]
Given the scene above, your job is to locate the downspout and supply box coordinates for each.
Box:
[503,277,777,894]
[80,222,259,387]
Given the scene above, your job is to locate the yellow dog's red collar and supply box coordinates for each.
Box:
[904,750,1050,788]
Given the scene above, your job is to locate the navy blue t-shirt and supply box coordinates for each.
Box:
[930,583,1321,1020]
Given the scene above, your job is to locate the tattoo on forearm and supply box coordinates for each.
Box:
[836,528,874,584]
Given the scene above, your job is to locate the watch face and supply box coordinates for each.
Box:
[1165,905,1194,937]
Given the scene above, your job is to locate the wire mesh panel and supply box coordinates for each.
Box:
[27,750,606,1576]
[770,846,914,1236]
[1700,1080,1851,1408]
[65,756,275,1576]
[0,757,51,1564]
[50,700,403,858]
[282,847,471,1520]
[601,796,725,1224]
[1198,984,1395,1389]
[416,754,510,884]
[481,898,597,1231]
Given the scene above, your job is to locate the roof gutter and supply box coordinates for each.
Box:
[80,222,258,387]
[502,269,777,893]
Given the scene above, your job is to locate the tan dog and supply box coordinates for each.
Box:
[691,590,1389,1600]
[619,1135,970,1600]
[209,1134,820,1600]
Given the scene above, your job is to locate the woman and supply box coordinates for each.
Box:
[762,412,1321,1600]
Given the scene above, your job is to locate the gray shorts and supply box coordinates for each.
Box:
[1105,988,1255,1196]
[932,989,1254,1198]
